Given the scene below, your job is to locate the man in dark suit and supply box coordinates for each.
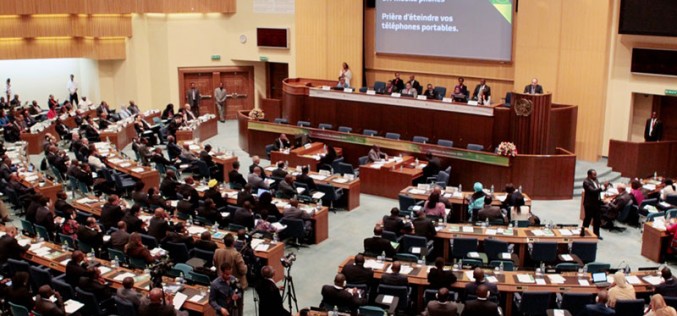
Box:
[77,218,104,255]
[422,287,458,316]
[166,136,182,160]
[523,78,544,94]
[464,268,498,300]
[232,201,255,229]
[408,75,422,94]
[381,261,408,286]
[461,285,500,316]
[78,267,112,302]
[427,257,457,290]
[412,210,437,240]
[271,161,288,178]
[0,226,29,265]
[139,288,187,316]
[185,82,201,115]
[277,175,296,199]
[582,289,614,316]
[601,183,632,228]
[295,166,317,192]
[422,152,441,181]
[341,254,374,285]
[256,266,291,316]
[363,226,397,258]
[110,221,130,251]
[478,196,506,224]
[160,170,180,199]
[195,231,219,252]
[581,169,607,239]
[383,207,405,236]
[391,72,405,92]
[147,208,170,241]
[321,273,366,313]
[101,194,126,231]
[644,111,663,142]
[656,267,677,297]
[123,206,146,234]
[34,285,66,316]
[228,161,247,190]
[471,79,491,101]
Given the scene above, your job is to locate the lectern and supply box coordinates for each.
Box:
[510,92,553,155]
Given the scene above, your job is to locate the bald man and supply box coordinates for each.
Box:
[139,288,187,316]
[255,266,290,316]
[0,226,29,265]
[461,285,499,316]
[582,289,614,316]
[464,268,498,300]
[321,273,366,313]
[423,287,458,316]
[523,78,543,94]
[381,261,408,286]
[34,285,66,316]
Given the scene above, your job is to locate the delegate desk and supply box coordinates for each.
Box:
[434,224,597,266]
[21,123,59,155]
[270,142,343,172]
[179,140,238,182]
[239,116,576,200]
[176,115,218,142]
[263,165,361,211]
[399,185,532,222]
[100,121,137,150]
[102,152,161,190]
[71,197,286,283]
[221,188,330,244]
[62,109,96,129]
[641,222,672,263]
[19,171,63,211]
[337,256,657,316]
[608,139,677,179]
[359,156,423,199]
[16,237,215,316]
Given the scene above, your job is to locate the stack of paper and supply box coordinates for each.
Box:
[547,274,566,284]
[364,260,386,270]
[173,292,188,310]
[486,276,498,283]
[462,226,474,233]
[465,271,475,282]
[560,254,573,261]
[625,275,642,285]
[113,272,136,282]
[119,162,132,168]
[517,274,535,283]
[643,276,663,285]
[187,226,208,235]
[332,178,349,183]
[579,279,590,286]
[64,299,85,314]
[255,243,269,251]
[559,229,572,236]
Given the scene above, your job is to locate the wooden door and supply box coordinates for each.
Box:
[179,66,254,119]
[267,62,288,99]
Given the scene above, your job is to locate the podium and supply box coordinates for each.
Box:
[510,92,553,155]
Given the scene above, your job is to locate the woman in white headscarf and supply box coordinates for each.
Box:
[608,270,636,308]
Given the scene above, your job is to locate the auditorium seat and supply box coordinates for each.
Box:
[433,86,447,100]
[318,123,333,130]
[274,118,288,124]
[437,139,454,147]
[338,126,352,133]
[385,132,400,140]
[363,129,378,137]
[412,136,429,144]
[466,143,484,151]
[297,121,311,127]
[373,81,386,92]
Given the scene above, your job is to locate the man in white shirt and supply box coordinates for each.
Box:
[67,74,79,106]
[472,79,491,104]
[401,82,418,98]
[214,82,228,122]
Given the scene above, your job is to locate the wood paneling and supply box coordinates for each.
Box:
[608,140,677,179]
[295,0,363,87]
[0,37,125,60]
[178,66,255,119]
[0,15,132,38]
[136,0,236,13]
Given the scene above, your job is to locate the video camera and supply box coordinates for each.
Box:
[280,253,297,268]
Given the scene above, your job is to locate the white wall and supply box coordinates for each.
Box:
[0,58,100,106]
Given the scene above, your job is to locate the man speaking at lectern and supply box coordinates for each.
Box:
[523,78,543,94]
[644,111,663,142]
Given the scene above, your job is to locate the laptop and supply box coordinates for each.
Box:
[591,272,611,288]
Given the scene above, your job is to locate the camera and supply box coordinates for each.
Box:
[148,257,173,289]
[280,253,297,268]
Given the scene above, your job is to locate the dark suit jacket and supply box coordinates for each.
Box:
[381,272,408,286]
[424,300,458,316]
[583,178,604,210]
[34,297,66,316]
[464,281,498,299]
[523,84,544,94]
[341,264,374,285]
[228,170,247,189]
[123,213,145,234]
[383,215,405,236]
[79,276,112,302]
[77,226,104,252]
[645,118,663,141]
[5,285,34,311]
[186,88,201,105]
[138,301,178,316]
[656,277,677,297]
[295,174,317,191]
[148,217,169,241]
[413,217,437,240]
[256,279,291,316]
[363,236,396,258]
[427,268,458,290]
[472,84,491,99]
[271,168,288,178]
[194,239,218,252]
[232,208,255,229]
[101,204,124,230]
[461,299,499,316]
[321,285,365,312]
[204,188,226,208]
[423,157,441,179]
[65,260,87,287]
[582,303,615,316]
[0,235,29,264]
[160,177,179,199]
[110,229,130,251]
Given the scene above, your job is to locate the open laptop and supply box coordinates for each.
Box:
[591,272,611,288]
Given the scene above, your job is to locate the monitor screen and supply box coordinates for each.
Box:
[592,272,607,283]
[619,0,677,37]
[257,189,271,197]
[375,0,514,61]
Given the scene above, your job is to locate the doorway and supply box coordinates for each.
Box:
[178,66,255,119]
[266,62,288,99]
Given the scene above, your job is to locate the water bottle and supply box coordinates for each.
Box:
[540,262,546,274]
[212,223,219,234]
[332,305,339,316]
[111,258,118,268]
[485,218,489,227]
[654,171,658,180]
[61,241,68,252]
[273,233,279,244]
[490,184,495,194]
[177,272,185,285]
[88,249,95,262]
[458,259,463,269]
[495,265,500,275]
[187,216,193,227]
[415,158,419,166]
[458,184,463,192]
[284,160,289,169]
[499,261,504,272]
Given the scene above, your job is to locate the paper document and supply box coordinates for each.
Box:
[486,276,498,283]
[187,226,207,235]
[131,167,145,173]
[382,295,394,304]
[64,299,84,314]
[189,294,204,303]
[579,279,590,286]
[364,260,386,270]
[625,275,642,285]
[462,226,474,233]
[271,222,287,231]
[173,292,188,310]
[250,239,264,249]
[114,272,136,282]
[535,278,546,285]
[255,244,269,252]
[561,254,573,261]
[559,229,572,236]
[517,274,535,283]
[547,275,566,284]
[465,271,476,282]
[643,276,663,285]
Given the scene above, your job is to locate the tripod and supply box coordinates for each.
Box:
[281,264,299,313]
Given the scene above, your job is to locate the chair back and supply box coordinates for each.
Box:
[382,230,397,242]
[52,277,75,301]
[398,194,418,212]
[377,284,409,311]
[437,139,454,147]
[436,171,450,186]
[363,129,378,137]
[34,224,51,241]
[331,157,344,173]
[318,123,333,130]
[358,306,386,316]
[76,211,92,225]
[373,81,386,91]
[59,234,76,249]
[129,257,148,269]
[401,234,428,255]
[170,263,194,279]
[280,217,305,240]
[358,155,369,166]
[484,239,508,261]
[555,262,579,273]
[385,132,400,140]
[337,162,355,176]
[195,160,210,179]
[192,248,215,266]
[614,299,646,316]
[8,302,30,316]
[489,260,515,271]
[265,144,275,158]
[108,248,128,264]
[561,293,594,316]
[467,143,485,151]
[29,265,52,293]
[274,118,288,124]
[618,202,635,222]
[165,241,190,263]
[76,287,104,315]
[519,292,552,315]
[51,165,64,182]
[189,271,212,286]
[647,212,665,222]
[667,208,677,219]
[584,262,611,273]
[140,233,158,249]
[433,86,446,99]
[20,219,36,236]
[394,253,419,262]
[666,195,677,206]
[530,242,558,263]
[7,258,30,276]
[297,121,311,127]
[318,183,339,201]
[451,237,478,259]
[571,241,597,263]
[338,126,352,133]
[114,295,138,316]
[228,223,245,231]
[413,136,429,144]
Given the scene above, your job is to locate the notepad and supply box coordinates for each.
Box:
[64,299,84,314]
[643,276,663,286]
[625,275,642,285]
[579,279,590,286]
[382,295,394,304]
[559,229,572,236]
[364,260,386,270]
[535,278,546,285]
[98,266,112,275]
[486,276,498,283]
[517,274,535,283]
[189,294,204,303]
[548,275,566,284]
[462,226,474,233]
[131,167,145,173]
[173,292,187,310]
[561,254,573,261]
[187,226,207,235]
[114,272,136,282]
[255,244,269,252]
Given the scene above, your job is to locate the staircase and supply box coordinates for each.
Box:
[572,158,627,197]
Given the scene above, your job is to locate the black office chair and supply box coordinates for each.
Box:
[382,230,399,243]
[336,162,359,177]
[8,258,30,276]
[114,295,138,316]
[513,291,551,316]
[433,86,446,100]
[52,276,75,301]
[265,144,275,159]
[318,183,343,212]
[192,248,215,267]
[614,299,645,316]
[297,121,311,127]
[358,155,369,166]
[412,136,429,144]
[338,126,352,133]
[398,194,423,213]
[558,292,593,316]
[29,265,53,293]
[76,287,112,316]
[274,118,288,124]
[437,139,454,147]
[400,234,432,259]
[377,284,410,312]
[363,129,378,137]
[195,160,211,181]
[164,241,191,263]
[451,237,478,261]
[571,241,597,263]
[483,239,509,261]
[280,217,307,247]
[373,81,386,92]
[385,132,400,140]
[529,241,558,265]
[555,263,579,273]
[140,233,159,249]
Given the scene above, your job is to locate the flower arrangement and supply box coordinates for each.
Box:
[248,108,265,120]
[496,142,518,157]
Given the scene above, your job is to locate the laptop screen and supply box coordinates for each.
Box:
[257,189,270,197]
[592,272,607,283]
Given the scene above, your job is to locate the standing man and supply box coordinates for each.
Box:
[581,169,607,239]
[255,266,290,316]
[644,111,663,142]
[186,82,201,116]
[472,79,491,104]
[392,72,404,92]
[67,74,79,106]
[523,78,543,94]
[408,75,422,95]
[214,82,227,123]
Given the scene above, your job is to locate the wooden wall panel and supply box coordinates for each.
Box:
[136,0,236,13]
[0,0,135,15]
[0,15,132,38]
[295,0,363,87]
[0,38,125,60]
